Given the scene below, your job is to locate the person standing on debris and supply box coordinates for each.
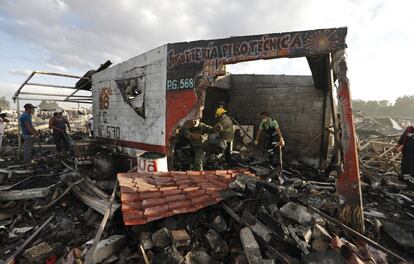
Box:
[0,112,10,158]
[49,108,71,155]
[182,118,215,171]
[397,126,414,178]
[254,112,285,164]
[214,107,234,161]
[20,103,38,163]
[87,114,94,137]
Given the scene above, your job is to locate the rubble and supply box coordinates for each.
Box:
[0,129,413,263]
[91,234,126,264]
[23,241,54,263]
[240,227,264,264]
[171,229,191,250]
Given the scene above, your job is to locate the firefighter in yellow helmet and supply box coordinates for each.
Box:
[213,107,234,162]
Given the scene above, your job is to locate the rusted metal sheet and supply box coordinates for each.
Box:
[333,49,365,233]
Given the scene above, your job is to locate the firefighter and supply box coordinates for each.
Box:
[214,107,234,161]
[182,118,215,171]
[254,111,285,164]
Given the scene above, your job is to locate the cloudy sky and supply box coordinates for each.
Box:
[0,0,413,108]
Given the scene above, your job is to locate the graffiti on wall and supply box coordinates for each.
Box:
[166,27,347,87]
[165,27,347,146]
[99,87,113,109]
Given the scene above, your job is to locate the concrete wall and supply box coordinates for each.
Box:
[92,45,168,158]
[227,74,326,166]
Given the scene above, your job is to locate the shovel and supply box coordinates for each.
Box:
[278,145,285,184]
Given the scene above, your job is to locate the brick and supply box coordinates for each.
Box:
[141,197,166,208]
[134,178,157,189]
[139,191,162,199]
[168,200,192,210]
[186,189,207,198]
[179,184,191,189]
[123,210,144,221]
[153,176,173,185]
[147,212,174,223]
[121,193,140,202]
[159,186,178,191]
[171,171,187,175]
[183,187,200,192]
[124,219,147,226]
[118,177,134,187]
[171,175,190,181]
[176,179,194,186]
[165,194,186,203]
[186,171,202,175]
[157,182,177,187]
[136,186,158,192]
[144,204,169,217]
[122,202,141,210]
[214,170,228,174]
[191,195,211,205]
[172,207,196,214]
[162,189,183,196]
[191,177,209,184]
[206,187,221,192]
[120,186,138,193]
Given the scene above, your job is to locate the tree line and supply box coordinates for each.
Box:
[352,95,414,118]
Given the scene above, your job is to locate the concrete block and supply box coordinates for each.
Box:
[302,250,346,264]
[280,202,312,225]
[139,231,153,250]
[205,229,229,260]
[311,239,330,252]
[23,242,54,263]
[184,250,220,264]
[211,215,228,233]
[92,234,126,264]
[171,229,190,249]
[151,227,171,248]
[240,227,263,264]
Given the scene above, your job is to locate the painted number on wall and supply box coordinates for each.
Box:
[167,78,194,91]
[98,125,120,139]
[138,159,157,172]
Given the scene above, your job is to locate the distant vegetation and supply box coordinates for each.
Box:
[38,100,59,111]
[0,96,10,110]
[352,95,414,118]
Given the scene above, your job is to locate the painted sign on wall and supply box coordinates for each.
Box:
[166,27,347,86]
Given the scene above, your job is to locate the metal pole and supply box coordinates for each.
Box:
[333,49,364,233]
[12,71,35,101]
[34,71,90,80]
[26,83,77,89]
[16,98,92,104]
[19,92,91,98]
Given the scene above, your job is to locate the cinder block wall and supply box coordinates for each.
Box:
[227,74,325,166]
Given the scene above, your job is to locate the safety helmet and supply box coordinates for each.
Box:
[55,108,63,114]
[215,107,227,117]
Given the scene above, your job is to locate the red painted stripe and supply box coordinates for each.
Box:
[96,137,167,153]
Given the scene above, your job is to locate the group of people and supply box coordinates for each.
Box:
[179,108,286,171]
[19,103,72,163]
[3,101,413,180]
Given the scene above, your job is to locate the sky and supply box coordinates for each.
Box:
[0,0,413,109]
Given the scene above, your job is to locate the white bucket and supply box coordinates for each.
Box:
[137,152,168,173]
